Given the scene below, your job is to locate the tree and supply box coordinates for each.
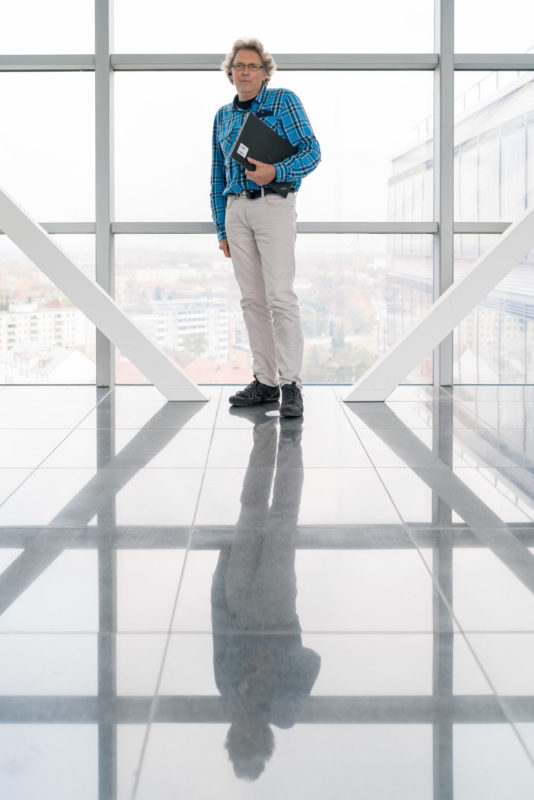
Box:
[179,333,208,356]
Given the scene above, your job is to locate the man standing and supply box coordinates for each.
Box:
[211,39,320,417]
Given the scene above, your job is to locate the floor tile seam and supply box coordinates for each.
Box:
[165,386,224,612]
[213,425,356,430]
[0,388,114,513]
[75,426,221,432]
[204,462,373,467]
[349,423,434,430]
[9,464,380,470]
[374,463,534,471]
[7,462,533,471]
[132,628,457,636]
[129,386,223,800]
[21,466,208,471]
[330,385,363,428]
[0,630,104,636]
[165,384,224,621]
[404,524,534,531]
[0,427,102,431]
[450,629,534,636]
[128,551,192,797]
[491,465,534,470]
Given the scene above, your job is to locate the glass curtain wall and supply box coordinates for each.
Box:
[1,1,533,385]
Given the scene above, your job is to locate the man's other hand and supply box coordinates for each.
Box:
[245,157,277,186]
[219,239,231,258]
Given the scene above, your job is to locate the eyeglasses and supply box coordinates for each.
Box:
[232,63,265,72]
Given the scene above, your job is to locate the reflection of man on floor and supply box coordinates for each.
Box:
[211,410,321,781]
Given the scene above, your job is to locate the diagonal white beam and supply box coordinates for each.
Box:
[345,206,534,401]
[343,402,534,595]
[0,187,207,401]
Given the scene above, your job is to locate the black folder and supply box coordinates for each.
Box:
[230,112,297,196]
[231,112,297,169]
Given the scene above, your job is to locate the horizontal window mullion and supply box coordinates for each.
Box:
[0,55,94,71]
[453,222,510,234]
[454,54,534,70]
[111,222,439,234]
[111,54,440,71]
[2,55,534,72]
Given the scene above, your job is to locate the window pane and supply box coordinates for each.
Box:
[453,236,534,383]
[115,0,433,53]
[114,234,432,386]
[454,72,534,221]
[291,72,433,222]
[456,0,534,53]
[0,74,94,221]
[0,0,94,54]
[115,71,433,222]
[0,236,96,384]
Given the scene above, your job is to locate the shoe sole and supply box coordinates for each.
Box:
[280,408,303,417]
[229,396,280,407]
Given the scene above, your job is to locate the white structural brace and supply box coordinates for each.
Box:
[345,206,534,402]
[0,188,208,401]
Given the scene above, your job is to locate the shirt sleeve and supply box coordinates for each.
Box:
[274,91,321,184]
[210,111,228,242]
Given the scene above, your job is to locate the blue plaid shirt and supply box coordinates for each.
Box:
[210,84,321,242]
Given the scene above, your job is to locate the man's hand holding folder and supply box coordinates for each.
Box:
[244,156,276,186]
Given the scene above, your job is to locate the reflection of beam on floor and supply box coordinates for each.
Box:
[0,695,529,724]
[0,401,205,616]
[344,405,534,594]
[2,525,534,550]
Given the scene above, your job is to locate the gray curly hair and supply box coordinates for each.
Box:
[221,38,276,85]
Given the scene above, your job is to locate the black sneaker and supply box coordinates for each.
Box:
[229,377,280,407]
[280,382,303,417]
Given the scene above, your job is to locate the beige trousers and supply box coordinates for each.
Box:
[226,192,303,388]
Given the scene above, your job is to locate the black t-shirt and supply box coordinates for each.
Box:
[236,97,255,110]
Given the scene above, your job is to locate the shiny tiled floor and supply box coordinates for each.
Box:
[1,384,534,799]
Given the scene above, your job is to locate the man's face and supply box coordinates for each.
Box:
[231,48,265,101]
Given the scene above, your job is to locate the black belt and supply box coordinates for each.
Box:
[235,187,294,200]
